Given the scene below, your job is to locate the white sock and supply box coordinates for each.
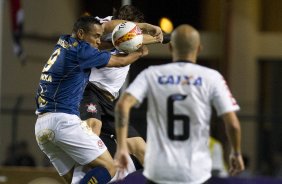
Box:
[71,165,86,184]
[127,155,137,174]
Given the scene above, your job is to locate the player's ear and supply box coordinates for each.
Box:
[77,29,85,40]
[169,42,173,53]
[197,44,203,54]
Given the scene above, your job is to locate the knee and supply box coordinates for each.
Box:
[87,151,116,178]
[103,160,116,177]
[86,118,102,135]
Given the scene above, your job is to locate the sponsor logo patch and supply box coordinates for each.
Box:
[36,129,55,145]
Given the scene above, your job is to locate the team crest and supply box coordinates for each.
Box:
[98,140,104,149]
[86,103,97,113]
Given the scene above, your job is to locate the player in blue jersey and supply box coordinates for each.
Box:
[34,16,156,184]
[73,6,164,183]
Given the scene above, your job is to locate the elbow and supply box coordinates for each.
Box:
[228,122,241,134]
[115,100,128,118]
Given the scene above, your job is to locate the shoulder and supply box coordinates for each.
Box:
[56,35,87,50]
[147,63,173,71]
[95,16,113,23]
[75,41,110,62]
[144,62,223,79]
[191,64,223,81]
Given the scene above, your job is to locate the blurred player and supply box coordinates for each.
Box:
[114,24,245,184]
[209,136,228,177]
[80,5,163,167]
[34,16,151,184]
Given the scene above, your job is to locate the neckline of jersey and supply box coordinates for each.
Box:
[175,60,194,64]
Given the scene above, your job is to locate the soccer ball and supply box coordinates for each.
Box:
[112,21,143,53]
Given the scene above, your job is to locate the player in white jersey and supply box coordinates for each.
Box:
[114,24,245,184]
[80,5,163,167]
[72,6,164,184]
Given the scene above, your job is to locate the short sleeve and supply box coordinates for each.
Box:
[95,16,113,23]
[78,42,111,70]
[211,72,240,116]
[125,69,149,105]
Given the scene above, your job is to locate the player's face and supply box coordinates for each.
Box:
[83,24,103,48]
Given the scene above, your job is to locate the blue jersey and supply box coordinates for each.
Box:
[35,35,111,116]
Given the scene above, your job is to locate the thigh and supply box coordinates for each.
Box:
[55,114,108,166]
[85,118,102,135]
[35,114,76,176]
[87,149,115,173]
[126,137,146,153]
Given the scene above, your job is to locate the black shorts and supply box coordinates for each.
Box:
[80,83,115,121]
[80,83,140,137]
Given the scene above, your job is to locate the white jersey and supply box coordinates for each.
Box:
[89,65,130,99]
[125,61,239,184]
[89,16,130,99]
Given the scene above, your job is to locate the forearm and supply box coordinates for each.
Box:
[107,51,142,67]
[115,103,129,149]
[137,23,163,43]
[143,34,160,45]
[115,93,138,150]
[137,23,157,34]
[101,33,163,45]
[226,125,241,155]
[223,112,242,154]
[104,20,158,34]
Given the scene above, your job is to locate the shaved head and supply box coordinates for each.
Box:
[170,24,200,61]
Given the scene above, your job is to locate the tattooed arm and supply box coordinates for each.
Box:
[114,93,138,170]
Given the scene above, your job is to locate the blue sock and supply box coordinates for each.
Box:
[79,166,111,184]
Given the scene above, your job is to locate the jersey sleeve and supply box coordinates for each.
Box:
[125,69,149,105]
[211,72,240,116]
[78,42,111,69]
[95,16,113,23]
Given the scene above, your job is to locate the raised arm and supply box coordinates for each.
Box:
[106,45,148,67]
[99,33,163,50]
[222,111,245,176]
[137,22,162,40]
[102,20,163,43]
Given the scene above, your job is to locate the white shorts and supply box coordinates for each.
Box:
[35,113,107,176]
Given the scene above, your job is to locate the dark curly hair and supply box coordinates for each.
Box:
[72,16,101,33]
[113,5,145,23]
